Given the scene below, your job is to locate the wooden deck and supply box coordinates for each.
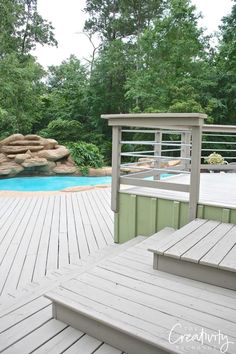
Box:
[149,219,236,290]
[0,232,142,354]
[0,189,113,296]
[123,173,236,208]
[0,188,138,353]
[1,187,236,353]
[47,230,236,354]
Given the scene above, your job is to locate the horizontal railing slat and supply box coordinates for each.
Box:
[120,176,190,192]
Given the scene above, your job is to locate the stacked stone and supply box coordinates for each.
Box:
[0,134,77,177]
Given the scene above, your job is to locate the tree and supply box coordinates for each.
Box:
[125,0,214,116]
[0,0,57,136]
[212,1,236,124]
[0,54,45,136]
[40,56,89,128]
[0,0,57,57]
[88,40,131,136]
[84,0,164,42]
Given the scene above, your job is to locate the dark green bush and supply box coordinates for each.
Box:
[67,142,104,175]
[39,119,82,142]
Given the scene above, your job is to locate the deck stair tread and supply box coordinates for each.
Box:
[149,219,236,272]
[0,236,149,353]
[46,229,236,354]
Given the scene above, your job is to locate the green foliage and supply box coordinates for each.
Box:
[0,0,57,56]
[87,40,131,136]
[0,54,45,134]
[0,0,57,136]
[211,2,236,124]
[84,0,163,42]
[67,142,104,175]
[125,0,213,114]
[39,119,83,142]
[36,56,89,132]
[0,0,235,163]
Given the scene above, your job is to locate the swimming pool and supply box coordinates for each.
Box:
[0,174,172,192]
[0,176,112,192]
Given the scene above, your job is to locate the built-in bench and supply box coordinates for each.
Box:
[149,219,236,290]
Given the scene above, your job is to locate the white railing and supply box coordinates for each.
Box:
[102,114,236,222]
[201,125,236,171]
[102,113,207,221]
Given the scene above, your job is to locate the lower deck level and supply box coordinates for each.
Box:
[116,173,236,243]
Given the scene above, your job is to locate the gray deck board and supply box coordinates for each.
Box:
[0,189,114,296]
[33,196,55,281]
[181,222,234,263]
[200,224,236,269]
[165,220,220,259]
[220,244,236,271]
[148,219,207,255]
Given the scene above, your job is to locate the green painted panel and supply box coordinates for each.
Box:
[156,199,174,231]
[136,196,157,236]
[114,212,119,243]
[118,193,136,243]
[197,205,204,219]
[179,202,189,227]
[203,205,222,221]
[172,201,180,229]
[230,209,236,224]
[222,209,230,223]
[117,192,236,244]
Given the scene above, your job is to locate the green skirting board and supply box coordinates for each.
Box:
[115,192,236,243]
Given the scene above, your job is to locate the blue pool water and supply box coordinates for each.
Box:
[0,176,112,192]
[0,174,172,192]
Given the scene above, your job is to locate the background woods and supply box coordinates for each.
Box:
[0,0,235,165]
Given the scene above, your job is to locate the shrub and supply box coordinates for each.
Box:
[205,152,227,165]
[39,119,82,142]
[67,142,104,175]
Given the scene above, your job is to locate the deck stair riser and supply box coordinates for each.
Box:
[149,219,236,290]
[52,301,168,354]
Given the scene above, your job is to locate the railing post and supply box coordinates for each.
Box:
[181,131,191,171]
[154,130,162,180]
[111,126,121,212]
[189,126,202,221]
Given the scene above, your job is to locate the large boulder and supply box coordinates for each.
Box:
[37,161,56,174]
[9,140,41,146]
[53,165,77,174]
[0,145,44,154]
[38,147,70,161]
[22,157,48,168]
[0,162,24,176]
[14,153,31,164]
[24,134,41,140]
[0,134,76,177]
[0,134,24,146]
[0,153,7,163]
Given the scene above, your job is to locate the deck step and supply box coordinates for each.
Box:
[149,219,236,290]
[46,226,236,354]
[46,228,195,354]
